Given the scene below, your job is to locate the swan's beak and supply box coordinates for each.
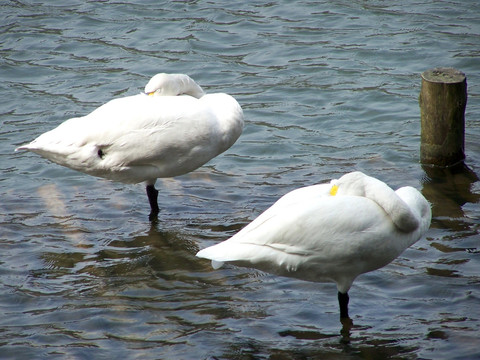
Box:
[330,185,338,196]
[147,92,155,96]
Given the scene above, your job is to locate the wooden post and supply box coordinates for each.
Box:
[419,68,467,167]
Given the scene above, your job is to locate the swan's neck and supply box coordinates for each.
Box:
[177,75,205,98]
[369,183,420,232]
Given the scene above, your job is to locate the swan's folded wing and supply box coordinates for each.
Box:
[231,183,334,239]
[197,195,394,272]
[18,95,225,183]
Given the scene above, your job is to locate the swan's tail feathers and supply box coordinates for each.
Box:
[14,140,71,162]
[211,260,225,270]
[15,143,32,151]
[15,142,48,154]
[196,247,227,269]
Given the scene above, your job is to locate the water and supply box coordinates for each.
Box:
[1,0,480,358]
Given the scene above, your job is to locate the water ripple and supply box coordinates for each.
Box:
[1,0,480,358]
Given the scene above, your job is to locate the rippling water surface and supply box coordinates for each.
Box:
[1,1,480,359]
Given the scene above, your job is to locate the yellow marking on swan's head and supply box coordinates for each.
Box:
[330,184,338,196]
[147,91,155,96]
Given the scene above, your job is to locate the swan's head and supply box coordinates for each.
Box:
[144,73,205,99]
[330,171,370,197]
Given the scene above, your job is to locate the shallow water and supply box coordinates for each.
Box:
[1,0,480,359]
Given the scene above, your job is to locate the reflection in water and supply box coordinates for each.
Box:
[421,162,480,270]
[26,224,229,355]
[29,223,426,359]
[218,323,421,360]
[39,222,204,288]
[421,162,479,219]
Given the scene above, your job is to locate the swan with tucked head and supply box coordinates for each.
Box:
[16,73,244,220]
[197,171,431,320]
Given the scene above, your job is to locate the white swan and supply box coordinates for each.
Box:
[16,73,244,219]
[196,171,431,319]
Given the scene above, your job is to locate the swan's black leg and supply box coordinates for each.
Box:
[338,291,349,319]
[146,184,159,221]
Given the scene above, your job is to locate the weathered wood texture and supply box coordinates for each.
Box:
[419,68,467,167]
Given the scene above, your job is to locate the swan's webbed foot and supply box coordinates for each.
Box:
[146,184,159,221]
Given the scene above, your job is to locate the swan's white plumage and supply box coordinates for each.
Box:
[196,172,431,295]
[16,73,244,215]
[144,73,205,98]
